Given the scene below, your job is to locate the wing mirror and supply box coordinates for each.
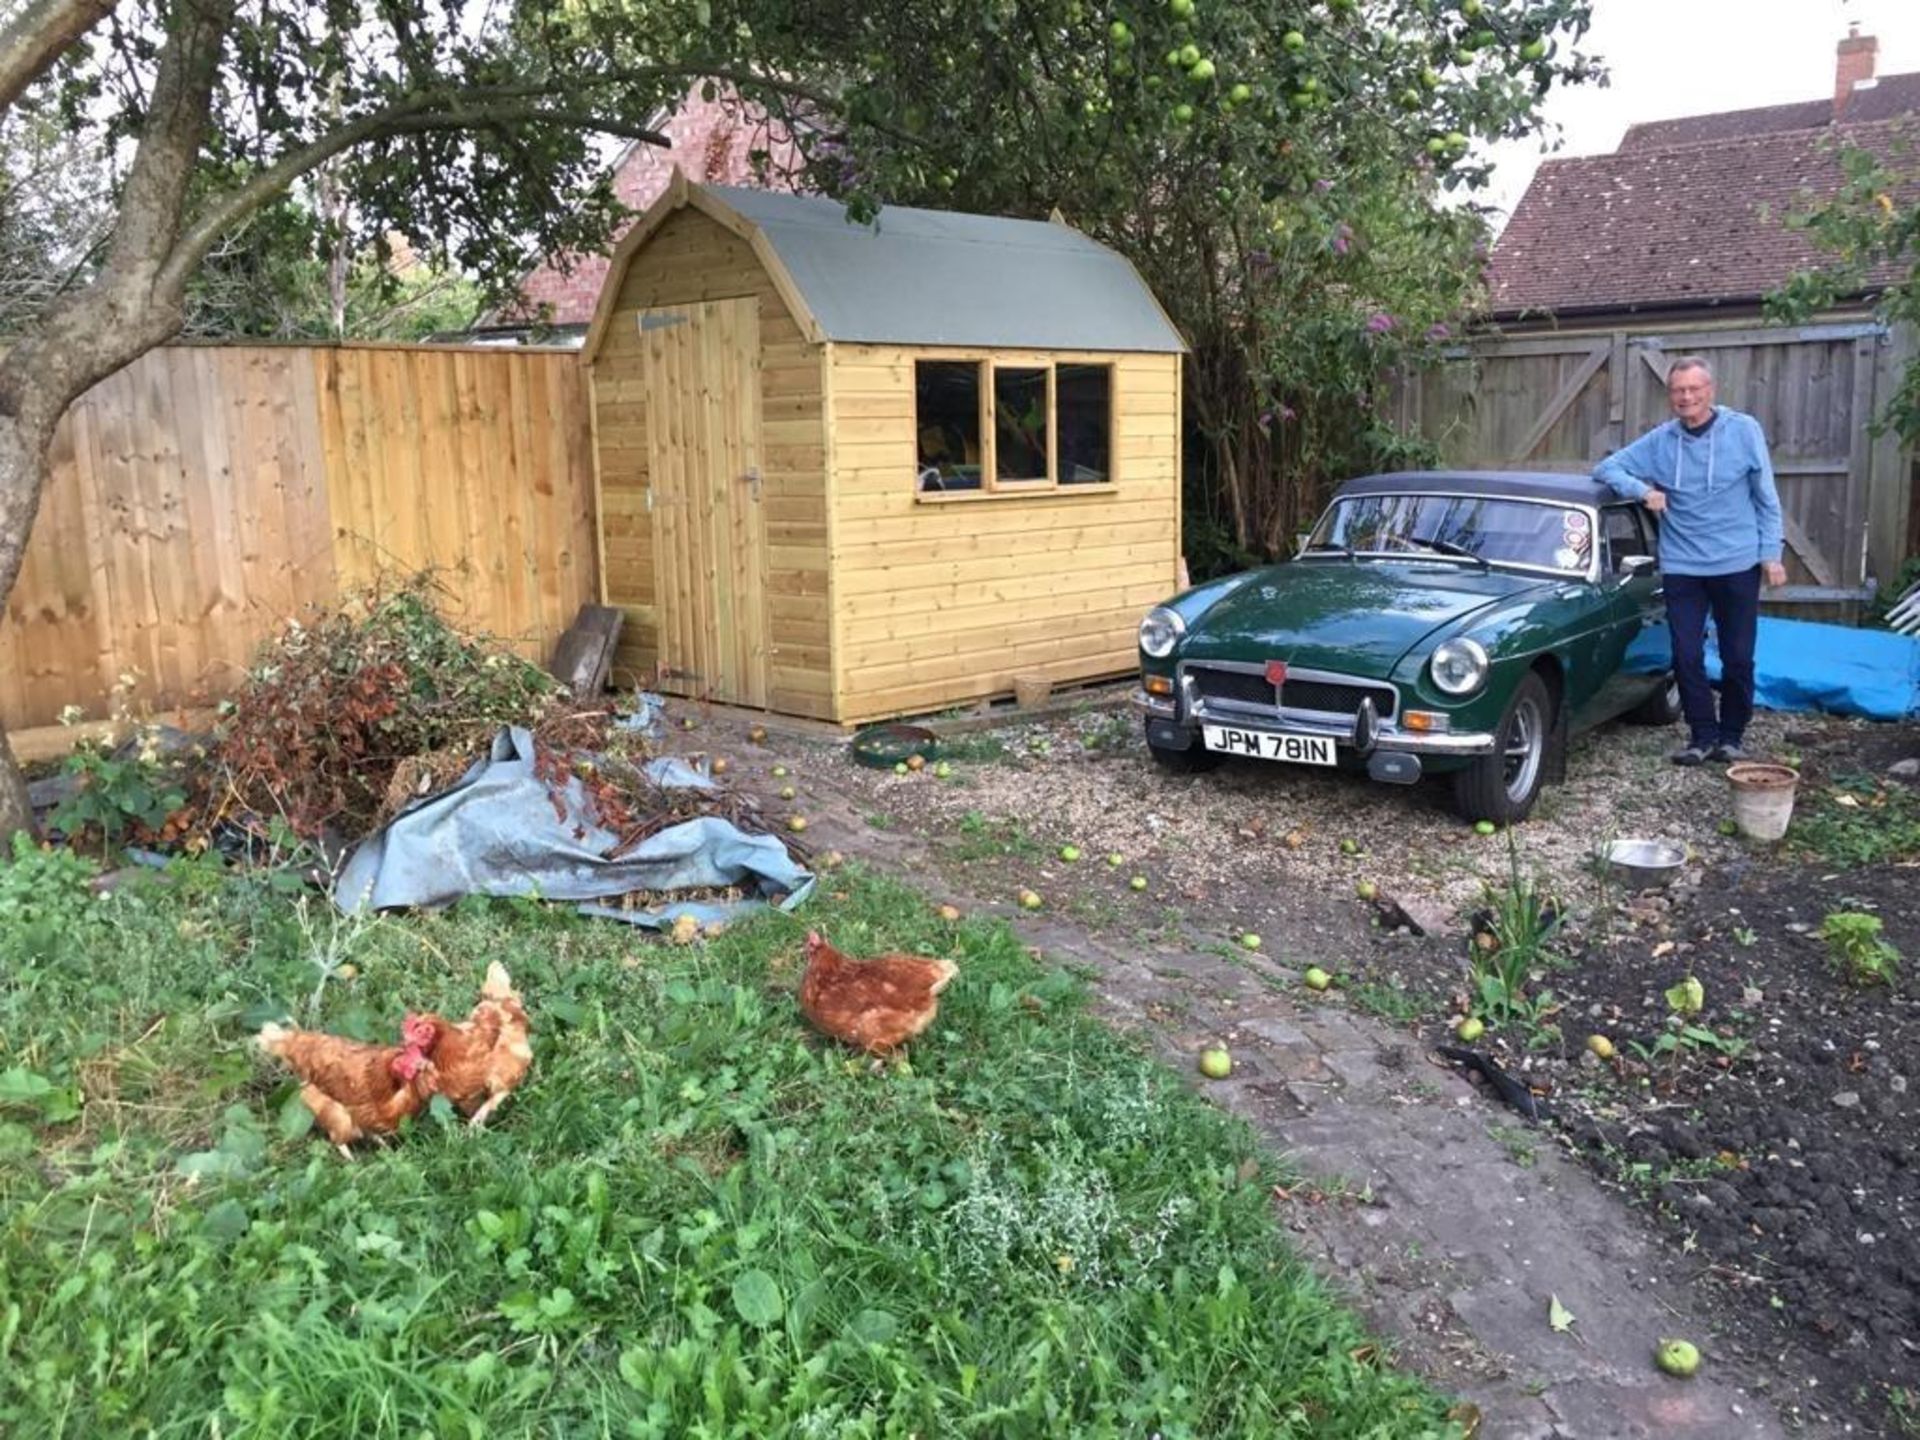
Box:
[1618,554,1657,581]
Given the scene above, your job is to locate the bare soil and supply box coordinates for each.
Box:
[731,690,1919,1437]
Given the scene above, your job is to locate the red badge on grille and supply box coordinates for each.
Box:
[1265,660,1289,686]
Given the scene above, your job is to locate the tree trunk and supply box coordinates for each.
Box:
[0,0,233,848]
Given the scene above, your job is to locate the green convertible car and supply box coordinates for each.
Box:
[1135,471,1682,823]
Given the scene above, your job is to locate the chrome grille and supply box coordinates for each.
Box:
[1188,668,1275,707]
[1184,662,1396,721]
[1281,679,1381,717]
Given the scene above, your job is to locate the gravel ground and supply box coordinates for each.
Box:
[835,692,1818,946]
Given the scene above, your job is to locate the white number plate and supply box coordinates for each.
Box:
[1201,725,1337,765]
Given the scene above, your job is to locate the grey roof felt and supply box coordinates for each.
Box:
[706,185,1185,353]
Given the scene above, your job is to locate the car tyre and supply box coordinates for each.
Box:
[1145,722,1225,773]
[1452,671,1552,824]
[1625,673,1683,726]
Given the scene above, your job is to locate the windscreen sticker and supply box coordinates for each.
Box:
[1554,545,1583,570]
[1562,510,1590,534]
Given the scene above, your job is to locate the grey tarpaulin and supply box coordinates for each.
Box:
[333,726,813,928]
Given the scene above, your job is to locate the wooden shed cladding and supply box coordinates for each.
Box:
[827,344,1182,722]
[589,205,831,718]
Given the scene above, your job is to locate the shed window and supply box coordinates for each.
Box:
[914,358,1117,499]
[915,361,985,492]
[1056,364,1112,484]
[993,367,1049,482]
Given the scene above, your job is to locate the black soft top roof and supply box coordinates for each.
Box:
[1335,470,1617,508]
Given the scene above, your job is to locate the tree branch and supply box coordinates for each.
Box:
[161,99,674,292]
[0,0,114,116]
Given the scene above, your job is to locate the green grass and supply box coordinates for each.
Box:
[0,851,1454,1438]
[947,809,1048,864]
[1791,773,1920,868]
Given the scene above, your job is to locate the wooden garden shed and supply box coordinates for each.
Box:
[582,174,1186,723]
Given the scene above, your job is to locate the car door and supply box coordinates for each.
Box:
[1595,505,1671,720]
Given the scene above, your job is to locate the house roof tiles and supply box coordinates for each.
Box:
[1487,118,1912,318]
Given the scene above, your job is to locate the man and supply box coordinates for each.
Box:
[1594,357,1785,765]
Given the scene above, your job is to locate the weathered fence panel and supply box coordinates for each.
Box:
[1390,319,1915,609]
[1,342,596,732]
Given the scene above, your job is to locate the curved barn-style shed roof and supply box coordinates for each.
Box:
[582,172,1185,360]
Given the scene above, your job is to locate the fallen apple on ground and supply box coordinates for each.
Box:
[1656,1339,1701,1378]
[748,725,767,744]
[1304,966,1331,991]
[937,903,962,923]
[779,785,796,800]
[1129,875,1148,891]
[1107,852,1124,867]
[709,757,729,776]
[1198,1046,1232,1080]
[1240,933,1261,951]
[1018,889,1043,910]
[1455,1016,1485,1043]
[1586,1033,1616,1060]
[787,815,808,833]
[1060,845,1082,862]
[1474,820,1497,836]
[1355,880,1378,901]
[906,754,926,771]
[933,761,952,779]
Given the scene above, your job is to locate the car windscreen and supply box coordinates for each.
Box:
[1305,493,1592,574]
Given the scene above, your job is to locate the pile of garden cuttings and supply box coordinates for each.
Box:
[41,581,797,903]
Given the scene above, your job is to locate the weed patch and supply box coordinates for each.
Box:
[1791,774,1920,868]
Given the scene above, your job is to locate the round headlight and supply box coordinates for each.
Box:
[1139,607,1185,660]
[1430,638,1490,696]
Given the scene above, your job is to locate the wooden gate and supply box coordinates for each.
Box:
[640,298,769,705]
[1390,320,1911,607]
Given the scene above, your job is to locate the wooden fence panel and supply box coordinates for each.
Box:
[1391,319,1913,607]
[2,342,596,732]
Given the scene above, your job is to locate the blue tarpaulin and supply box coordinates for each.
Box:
[333,726,813,928]
[1707,617,1920,721]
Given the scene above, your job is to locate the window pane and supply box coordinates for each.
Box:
[1056,364,1111,484]
[1603,507,1649,572]
[993,367,1049,482]
[915,361,984,492]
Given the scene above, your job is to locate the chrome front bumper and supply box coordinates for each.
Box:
[1133,685,1496,757]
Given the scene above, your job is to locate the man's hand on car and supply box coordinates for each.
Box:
[1642,488,1668,514]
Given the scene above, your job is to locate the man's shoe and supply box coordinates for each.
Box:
[1709,742,1746,763]
[1670,744,1711,767]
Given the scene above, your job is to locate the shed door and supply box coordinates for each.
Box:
[641,298,768,706]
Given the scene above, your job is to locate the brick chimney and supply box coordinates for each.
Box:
[1835,23,1878,118]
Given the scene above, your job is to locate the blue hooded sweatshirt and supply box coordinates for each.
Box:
[1593,406,1784,577]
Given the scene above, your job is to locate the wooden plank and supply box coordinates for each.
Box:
[1509,342,1609,463]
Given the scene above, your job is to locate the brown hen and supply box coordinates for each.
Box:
[798,930,958,1054]
[407,961,534,1127]
[255,1021,439,1158]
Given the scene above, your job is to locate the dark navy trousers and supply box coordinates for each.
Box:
[1666,566,1761,747]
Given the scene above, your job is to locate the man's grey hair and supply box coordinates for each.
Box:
[1667,355,1714,384]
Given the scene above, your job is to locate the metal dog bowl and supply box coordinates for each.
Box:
[1605,838,1686,890]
